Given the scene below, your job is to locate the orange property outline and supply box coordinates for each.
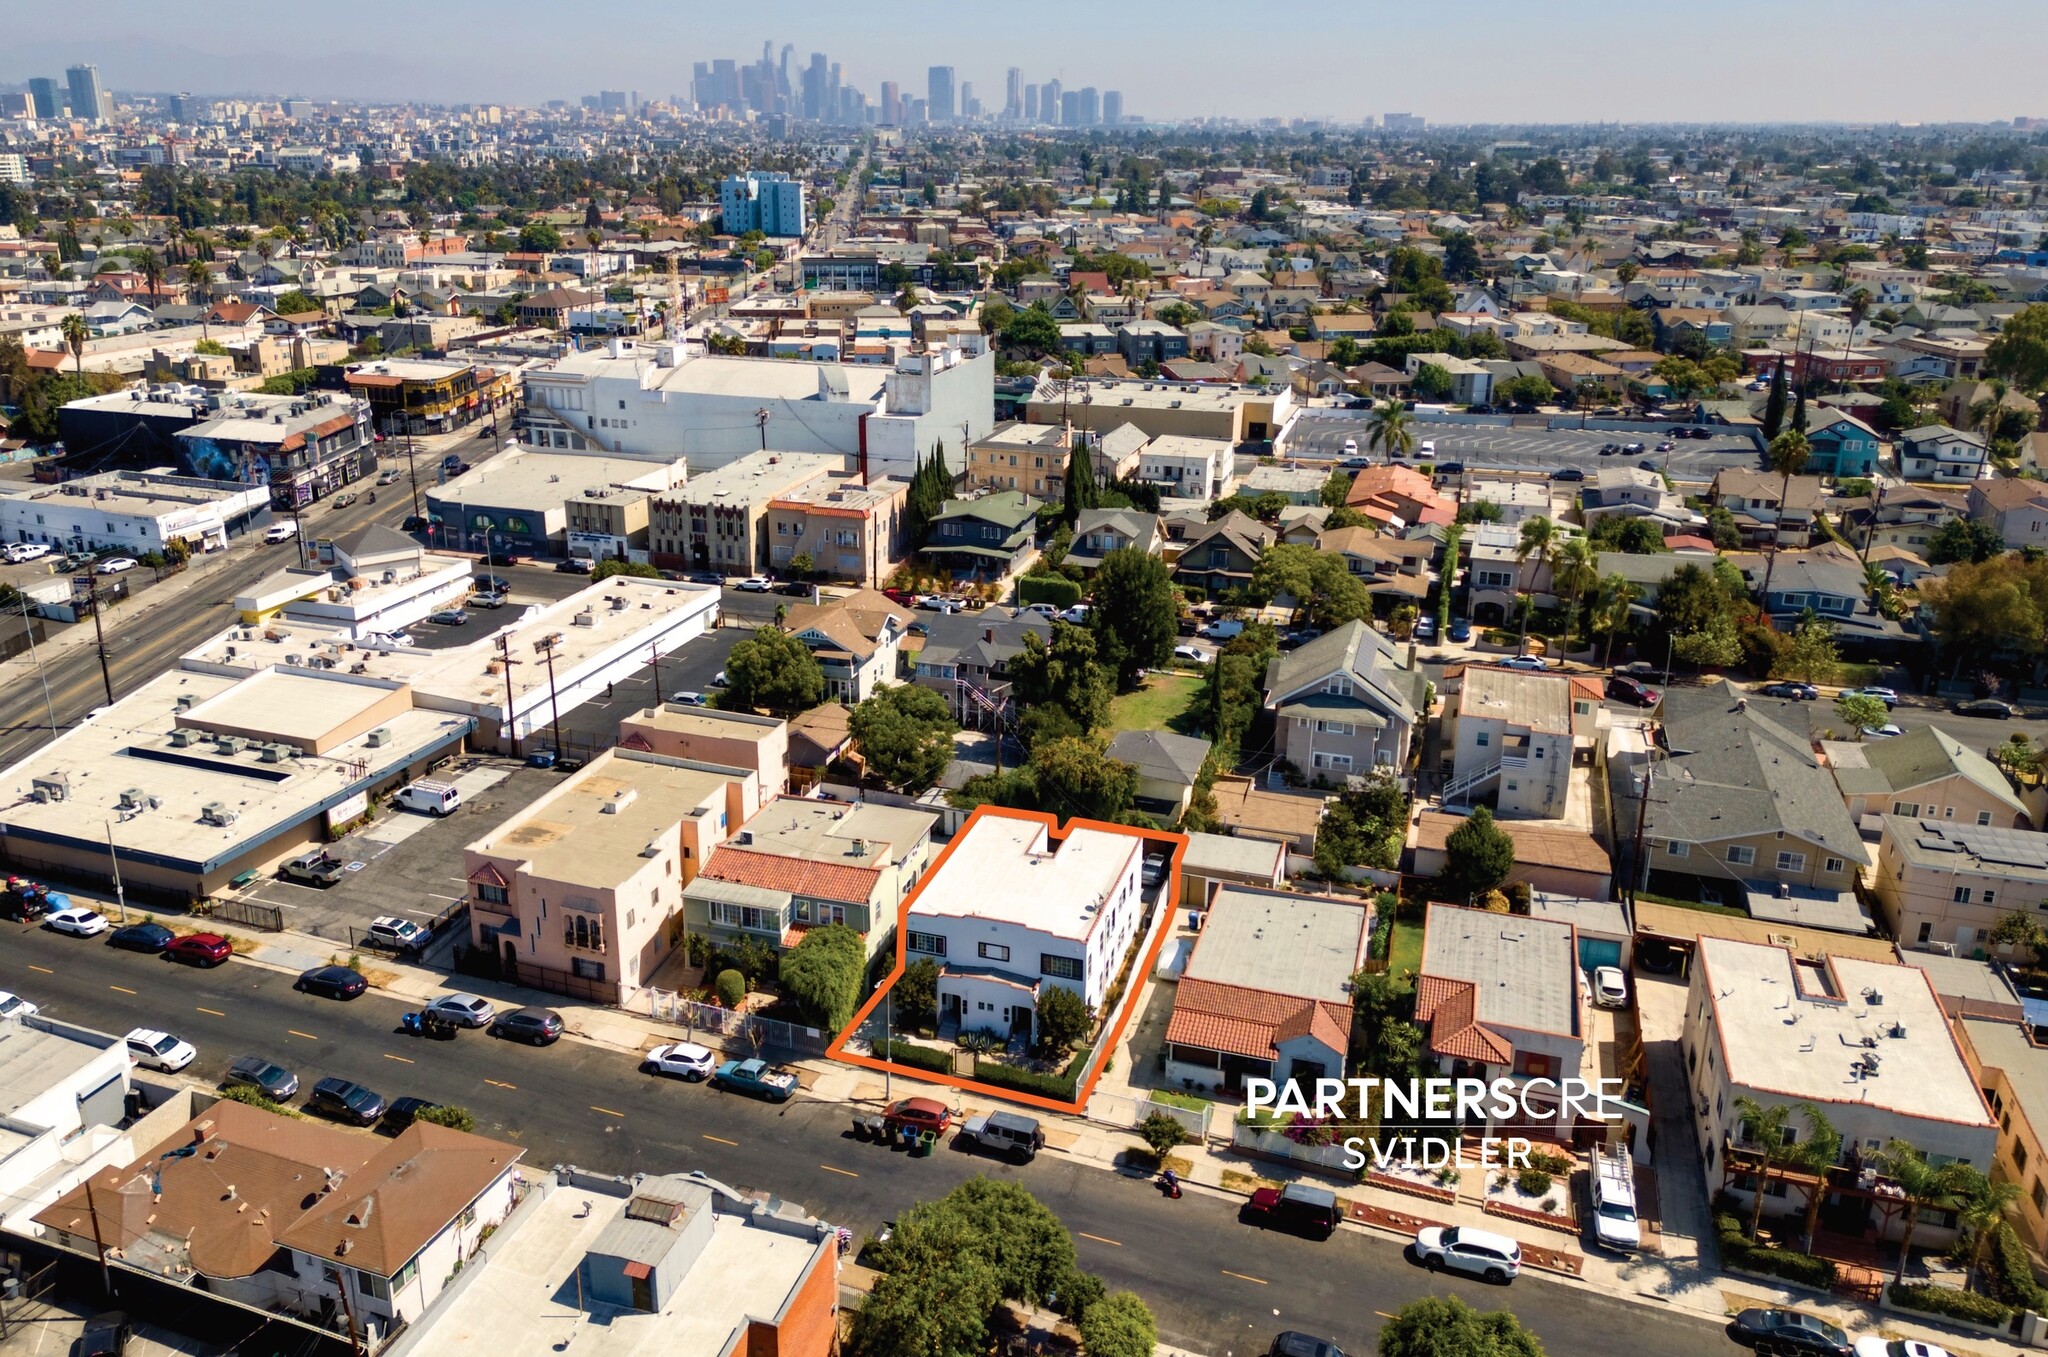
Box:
[826,804,1189,1115]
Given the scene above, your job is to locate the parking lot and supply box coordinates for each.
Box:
[1284,414,1763,481]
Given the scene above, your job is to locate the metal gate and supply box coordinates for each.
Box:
[210,898,285,932]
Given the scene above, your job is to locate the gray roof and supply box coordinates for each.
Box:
[1264,619,1420,727]
[1183,885,1369,1003]
[1181,830,1284,880]
[1420,903,1579,1037]
[1883,815,2048,884]
[331,523,420,560]
[915,612,1051,670]
[1639,680,1870,864]
[1067,508,1160,558]
[1526,890,1631,941]
[589,1175,712,1267]
[1763,554,1866,600]
[1960,1018,2048,1144]
[1849,726,2028,818]
[1108,729,1213,788]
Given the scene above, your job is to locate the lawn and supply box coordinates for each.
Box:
[1109,672,1204,735]
[1387,918,1424,982]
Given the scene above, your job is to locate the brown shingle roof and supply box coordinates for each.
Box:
[1413,812,1612,874]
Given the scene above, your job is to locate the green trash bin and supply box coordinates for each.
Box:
[915,1130,937,1157]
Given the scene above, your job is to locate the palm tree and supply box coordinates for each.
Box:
[1878,1140,1974,1285]
[1596,573,1641,669]
[140,248,163,306]
[1552,535,1600,647]
[1732,1096,1799,1240]
[1514,516,1558,656]
[1756,430,1812,603]
[1955,1168,2022,1289]
[1788,1104,1843,1254]
[59,313,89,378]
[1365,400,1414,464]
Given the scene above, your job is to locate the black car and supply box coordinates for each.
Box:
[309,1076,387,1126]
[224,1055,300,1100]
[687,572,725,585]
[382,1096,441,1132]
[107,921,175,953]
[474,573,512,593]
[1954,698,2015,718]
[296,965,368,1000]
[79,1312,130,1357]
[1553,467,1585,482]
[1758,681,1819,701]
[1433,462,1464,476]
[1270,1335,1346,1357]
[492,1006,565,1045]
[1726,1308,1852,1357]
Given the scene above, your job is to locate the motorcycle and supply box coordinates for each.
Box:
[1156,1168,1181,1199]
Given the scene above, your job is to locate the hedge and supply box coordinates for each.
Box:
[1714,1214,1838,1290]
[873,1038,953,1074]
[1018,574,1083,608]
[1990,1221,2048,1312]
[1887,1282,2012,1326]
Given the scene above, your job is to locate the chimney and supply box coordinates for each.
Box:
[982,627,994,643]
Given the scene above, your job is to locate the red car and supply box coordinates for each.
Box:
[881,1096,953,1136]
[166,933,232,967]
[1605,675,1661,708]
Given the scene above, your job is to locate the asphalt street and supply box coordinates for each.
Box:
[1285,414,1762,481]
[0,925,1738,1357]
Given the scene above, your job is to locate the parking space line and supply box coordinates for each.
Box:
[288,1029,317,1040]
[1078,1232,1122,1246]
[109,984,136,995]
[819,1164,859,1178]
[197,1006,225,1016]
[27,963,53,974]
[1221,1269,1268,1285]
[591,1105,626,1118]
[484,1078,517,1090]
[384,1053,414,1064]
[702,1133,738,1146]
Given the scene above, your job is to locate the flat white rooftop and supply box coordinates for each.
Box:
[1697,937,1993,1128]
[541,345,889,403]
[907,812,1139,941]
[431,449,681,509]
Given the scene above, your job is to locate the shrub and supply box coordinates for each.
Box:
[1990,1221,2048,1312]
[1138,1111,1187,1159]
[415,1104,476,1132]
[1017,573,1083,609]
[1887,1283,2012,1326]
[1526,1148,1573,1176]
[972,1059,1082,1101]
[714,968,746,1009]
[1078,1291,1157,1357]
[1516,1167,1553,1196]
[1714,1213,1839,1289]
[707,935,778,989]
[216,1083,300,1117]
[873,1037,953,1073]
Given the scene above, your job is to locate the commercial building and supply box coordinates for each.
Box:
[764,476,908,586]
[0,468,270,557]
[1683,938,1997,1241]
[1163,885,1366,1095]
[648,451,847,574]
[1022,377,1292,445]
[904,809,1146,1044]
[425,447,685,561]
[35,1100,526,1346]
[465,748,757,1004]
[720,172,807,236]
[620,704,789,790]
[346,357,509,437]
[0,1012,131,1236]
[521,340,993,481]
[234,524,473,637]
[176,389,374,507]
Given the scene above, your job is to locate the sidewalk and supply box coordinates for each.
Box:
[222,926,2038,1357]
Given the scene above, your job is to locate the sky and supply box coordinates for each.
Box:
[8,0,2048,126]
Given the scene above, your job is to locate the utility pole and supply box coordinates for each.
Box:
[291,492,307,566]
[754,407,770,452]
[84,582,114,706]
[401,418,423,528]
[20,590,57,740]
[1627,755,1654,908]
[83,1175,112,1295]
[649,640,662,705]
[1860,483,1885,563]
[495,634,524,757]
[535,634,564,761]
[102,819,127,922]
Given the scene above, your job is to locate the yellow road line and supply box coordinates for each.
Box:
[27,964,53,974]
[1221,1270,1268,1285]
[383,1053,415,1064]
[287,1029,317,1040]
[1375,1312,1398,1320]
[109,984,136,995]
[702,1133,737,1146]
[484,1078,517,1090]
[196,1006,225,1016]
[819,1164,859,1178]
[591,1105,626,1118]
[1078,1232,1122,1247]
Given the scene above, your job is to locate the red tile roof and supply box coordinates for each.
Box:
[1413,974,1514,1063]
[1165,978,1352,1062]
[702,845,881,904]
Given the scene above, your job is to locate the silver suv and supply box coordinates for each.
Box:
[961,1110,1044,1162]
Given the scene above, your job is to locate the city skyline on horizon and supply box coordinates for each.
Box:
[7,0,2047,126]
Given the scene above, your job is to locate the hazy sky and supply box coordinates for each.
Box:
[10,0,2048,125]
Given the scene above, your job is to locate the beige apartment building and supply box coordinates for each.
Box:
[464,748,758,1004]
[618,704,789,790]
[763,476,909,586]
[1872,817,2048,956]
[1957,1017,2048,1258]
[646,450,846,574]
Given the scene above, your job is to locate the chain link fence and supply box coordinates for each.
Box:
[643,990,833,1057]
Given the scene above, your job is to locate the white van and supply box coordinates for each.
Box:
[264,522,298,543]
[1589,1145,1641,1252]
[1199,618,1244,641]
[392,779,461,816]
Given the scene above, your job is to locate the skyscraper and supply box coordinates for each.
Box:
[1024,85,1038,122]
[959,82,976,120]
[880,81,900,124]
[1005,68,1023,119]
[926,66,956,123]
[27,78,60,119]
[1040,80,1061,125]
[1102,90,1123,125]
[803,52,827,121]
[65,64,109,124]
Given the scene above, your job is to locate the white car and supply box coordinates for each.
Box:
[1059,604,1091,624]
[424,993,498,1028]
[1413,1225,1522,1283]
[1419,439,1437,455]
[643,1041,718,1080]
[1855,1340,1949,1357]
[46,907,110,937]
[125,1027,197,1073]
[1591,966,1628,1008]
[96,557,138,574]
[263,523,298,543]
[1173,644,1210,663]
[735,577,773,592]
[0,990,39,1020]
[1862,723,1904,739]
[1341,438,1359,457]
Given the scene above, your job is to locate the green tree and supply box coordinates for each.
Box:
[1029,735,1139,823]
[1137,1111,1188,1159]
[1587,516,1667,555]
[894,957,941,1030]
[1441,806,1515,903]
[848,684,957,793]
[1773,612,1840,684]
[778,923,865,1032]
[1156,301,1201,328]
[1009,623,1114,734]
[1835,692,1890,735]
[905,442,952,550]
[1878,1140,1975,1285]
[590,559,660,581]
[59,312,89,377]
[1033,983,1092,1055]
[1376,1295,1544,1357]
[1062,437,1101,523]
[413,1104,477,1132]
[1251,541,1373,630]
[717,626,825,714]
[1351,968,1422,1079]
[1595,573,1641,669]
[714,968,747,1008]
[1314,771,1410,875]
[272,289,321,316]
[1320,468,1353,508]
[854,1209,1004,1357]
[1003,305,1062,356]
[1078,1292,1157,1357]
[1925,516,2005,566]
[1927,555,2048,672]
[1761,359,1789,439]
[1986,303,2048,393]
[517,221,564,252]
[1513,516,1558,653]
[1441,232,1482,282]
[1989,911,2048,966]
[1366,400,1415,462]
[1089,548,1175,690]
[1551,535,1601,644]
[1496,373,1555,407]
[1755,429,1812,601]
[1956,1168,2023,1290]
[1410,361,1455,402]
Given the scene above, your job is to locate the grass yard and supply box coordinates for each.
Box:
[1387,918,1425,982]
[1109,672,1204,735]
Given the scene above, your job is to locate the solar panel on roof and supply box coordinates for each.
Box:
[1914,836,1957,853]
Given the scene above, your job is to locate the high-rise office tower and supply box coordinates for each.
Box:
[1041,80,1062,125]
[926,66,955,122]
[1102,90,1122,125]
[1005,68,1023,119]
[779,44,794,109]
[65,64,109,124]
[828,63,842,121]
[1078,87,1099,125]
[27,78,61,119]
[1024,85,1038,122]
[803,52,827,120]
[880,81,900,124]
[960,82,976,119]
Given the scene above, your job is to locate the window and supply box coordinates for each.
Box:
[709,901,782,934]
[1514,1052,1554,1078]
[356,1270,391,1302]
[978,941,1010,962]
[1983,891,1996,907]
[1979,810,1995,826]
[1954,886,1974,904]
[1476,731,1490,747]
[1040,953,1083,981]
[1777,851,1805,873]
[1667,840,1689,858]
[1312,752,1353,772]
[1892,802,1919,817]
[570,956,605,981]
[908,931,947,957]
[477,883,509,905]
[1726,845,1756,866]
[2016,1140,2031,1174]
[1823,857,1844,874]
[1324,675,1352,697]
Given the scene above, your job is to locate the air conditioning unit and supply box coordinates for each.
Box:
[260,743,292,763]
[285,653,303,666]
[365,727,391,747]
[200,802,239,827]
[118,787,150,810]
[175,694,196,713]
[169,729,194,747]
[573,609,596,627]
[31,774,69,803]
[216,736,245,754]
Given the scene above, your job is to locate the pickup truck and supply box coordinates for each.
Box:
[278,851,346,888]
[712,1058,798,1102]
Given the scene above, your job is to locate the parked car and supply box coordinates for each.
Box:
[47,907,110,937]
[1758,681,1818,700]
[0,990,40,1019]
[471,590,507,609]
[1269,1335,1346,1357]
[690,572,726,585]
[1245,1182,1340,1239]
[125,1027,197,1073]
[376,469,402,486]
[712,1057,798,1101]
[224,1055,299,1100]
[279,851,345,888]
[1725,1308,1853,1357]
[735,577,773,592]
[1172,644,1209,663]
[295,965,368,1000]
[166,933,232,967]
[1605,675,1659,707]
[1553,468,1585,482]
[382,1096,442,1132]
[96,557,138,574]
[882,1096,953,1137]
[331,493,358,510]
[107,921,174,953]
[1852,1341,1948,1357]
[960,1110,1045,1163]
[1953,698,2014,718]
[1199,618,1244,641]
[1449,619,1472,643]
[393,779,461,816]
[1418,439,1436,455]
[1141,855,1169,888]
[1498,654,1548,671]
[1591,966,1628,1008]
[1340,438,1358,458]
[422,993,496,1028]
[308,1077,387,1126]
[674,690,707,706]
[428,608,469,625]
[555,556,594,574]
[368,916,430,953]
[263,523,298,544]
[78,1313,130,1357]
[1861,723,1903,739]
[1412,1225,1522,1282]
[642,1041,717,1080]
[492,1006,564,1045]
[1842,685,1898,708]
[1413,614,1436,641]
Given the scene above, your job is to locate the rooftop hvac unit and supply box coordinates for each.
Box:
[216,736,245,754]
[200,802,239,827]
[573,609,596,627]
[31,774,70,803]
[118,787,150,809]
[175,694,196,712]
[608,595,629,611]
[365,727,391,748]
[169,729,194,747]
[286,653,303,666]
[260,743,292,763]
[224,645,237,658]
[381,570,396,584]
